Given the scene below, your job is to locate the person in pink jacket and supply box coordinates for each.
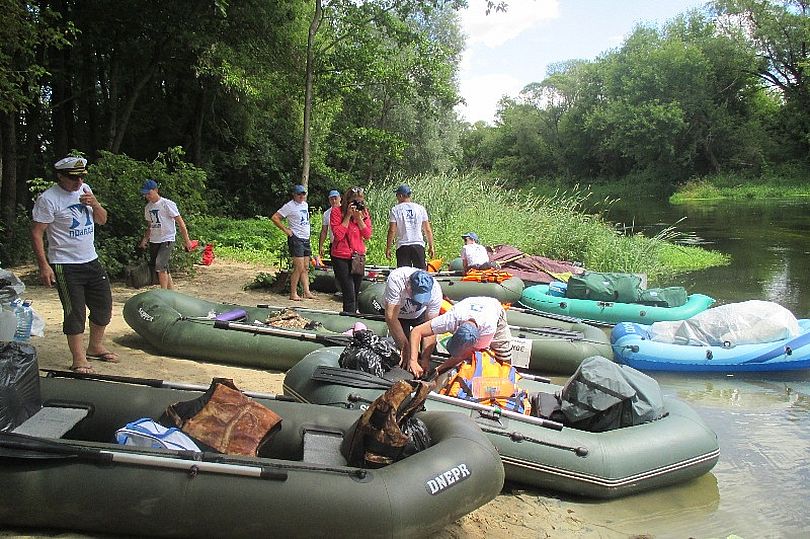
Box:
[330,186,372,313]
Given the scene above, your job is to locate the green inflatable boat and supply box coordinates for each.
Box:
[284,348,720,499]
[351,295,613,375]
[0,371,504,538]
[123,290,389,370]
[520,284,716,325]
[359,277,524,315]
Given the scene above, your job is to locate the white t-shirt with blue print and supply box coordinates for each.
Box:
[277,200,311,240]
[145,197,181,243]
[32,183,98,264]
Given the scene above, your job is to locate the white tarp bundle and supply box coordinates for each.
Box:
[649,300,800,347]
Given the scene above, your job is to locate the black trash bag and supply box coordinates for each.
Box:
[400,415,432,459]
[338,329,399,377]
[0,342,41,431]
[559,356,666,432]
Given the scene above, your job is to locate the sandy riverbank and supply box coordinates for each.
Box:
[4,260,618,539]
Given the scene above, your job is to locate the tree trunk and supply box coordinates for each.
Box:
[51,46,72,158]
[189,83,211,166]
[0,111,18,263]
[110,56,160,153]
[301,0,323,188]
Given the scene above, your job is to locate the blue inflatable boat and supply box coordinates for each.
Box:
[611,319,810,372]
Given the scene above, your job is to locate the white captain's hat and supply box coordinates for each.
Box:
[54,156,87,175]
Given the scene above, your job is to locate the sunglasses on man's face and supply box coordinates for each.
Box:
[295,191,307,195]
[350,187,364,195]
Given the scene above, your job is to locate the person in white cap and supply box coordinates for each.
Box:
[137,179,194,289]
[272,184,317,301]
[318,189,341,263]
[385,184,435,269]
[406,296,512,378]
[31,156,118,374]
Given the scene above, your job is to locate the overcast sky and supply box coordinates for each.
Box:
[457,0,709,124]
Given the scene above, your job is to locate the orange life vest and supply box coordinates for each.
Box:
[439,350,530,414]
[461,269,513,283]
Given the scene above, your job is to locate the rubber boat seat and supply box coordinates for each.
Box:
[12,400,92,439]
[382,366,413,383]
[303,428,347,466]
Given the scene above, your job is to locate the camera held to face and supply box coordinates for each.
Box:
[350,200,366,212]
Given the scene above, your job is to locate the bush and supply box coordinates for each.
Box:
[88,147,208,277]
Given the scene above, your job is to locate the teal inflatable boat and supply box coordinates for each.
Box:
[0,370,503,537]
[284,348,720,499]
[520,284,715,325]
[123,290,389,370]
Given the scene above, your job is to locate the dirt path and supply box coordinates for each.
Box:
[6,260,605,539]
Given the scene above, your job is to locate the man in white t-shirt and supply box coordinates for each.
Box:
[382,267,443,365]
[138,179,194,289]
[317,189,341,263]
[460,232,494,273]
[385,184,435,269]
[31,156,119,374]
[271,184,316,301]
[406,296,512,378]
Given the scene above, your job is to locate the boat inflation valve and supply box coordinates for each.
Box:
[785,346,793,356]
[559,302,567,309]
[705,350,713,360]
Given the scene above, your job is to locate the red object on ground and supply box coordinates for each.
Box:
[201,244,215,266]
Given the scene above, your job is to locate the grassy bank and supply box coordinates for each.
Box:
[670,166,810,204]
[191,173,728,282]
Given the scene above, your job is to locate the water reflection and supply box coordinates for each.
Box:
[545,362,810,536]
[605,198,810,317]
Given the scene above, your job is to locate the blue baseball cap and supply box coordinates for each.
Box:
[293,184,307,194]
[461,232,479,243]
[328,189,341,198]
[395,184,412,196]
[446,322,480,358]
[140,179,158,194]
[409,270,434,305]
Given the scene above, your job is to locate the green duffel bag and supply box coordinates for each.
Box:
[566,272,643,303]
[637,287,688,308]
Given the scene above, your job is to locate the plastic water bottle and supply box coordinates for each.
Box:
[13,299,33,342]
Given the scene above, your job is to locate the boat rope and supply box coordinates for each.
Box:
[478,426,588,457]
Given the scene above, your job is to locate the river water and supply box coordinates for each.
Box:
[544,198,810,538]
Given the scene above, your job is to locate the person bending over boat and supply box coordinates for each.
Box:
[383,267,442,366]
[406,296,512,378]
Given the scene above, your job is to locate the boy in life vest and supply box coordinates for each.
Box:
[405,296,512,378]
